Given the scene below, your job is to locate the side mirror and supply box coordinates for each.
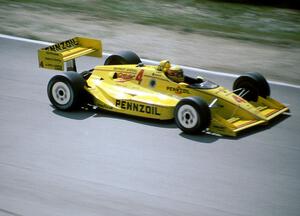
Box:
[196,76,204,82]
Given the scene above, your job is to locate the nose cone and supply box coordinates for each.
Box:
[208,87,269,121]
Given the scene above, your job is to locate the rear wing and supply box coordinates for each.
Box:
[38,37,102,71]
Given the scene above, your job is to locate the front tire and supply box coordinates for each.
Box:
[175,97,211,134]
[233,72,270,101]
[47,72,86,110]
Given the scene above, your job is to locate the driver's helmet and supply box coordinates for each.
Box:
[158,60,171,72]
[166,65,184,83]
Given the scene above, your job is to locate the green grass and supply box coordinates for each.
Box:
[1,0,300,46]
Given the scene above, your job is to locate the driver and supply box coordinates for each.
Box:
[158,60,184,83]
[166,65,184,83]
[157,60,171,72]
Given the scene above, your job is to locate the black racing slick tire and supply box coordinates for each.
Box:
[174,97,211,134]
[233,72,270,101]
[47,72,86,110]
[104,51,142,65]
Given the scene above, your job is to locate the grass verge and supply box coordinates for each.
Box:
[1,0,300,46]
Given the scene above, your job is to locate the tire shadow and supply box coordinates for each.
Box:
[51,106,96,120]
[51,105,290,142]
[179,132,220,143]
[93,109,177,129]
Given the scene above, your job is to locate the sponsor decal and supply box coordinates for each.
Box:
[126,69,137,73]
[116,100,160,116]
[232,95,246,103]
[144,74,168,82]
[45,57,61,62]
[116,72,135,82]
[216,88,227,94]
[152,72,162,78]
[166,86,190,94]
[45,39,79,52]
[114,67,137,73]
[114,67,126,71]
[41,61,62,70]
[149,79,156,88]
[45,51,60,56]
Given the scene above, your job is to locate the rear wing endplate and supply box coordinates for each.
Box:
[38,37,102,71]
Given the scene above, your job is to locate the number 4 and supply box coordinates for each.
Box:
[136,69,144,84]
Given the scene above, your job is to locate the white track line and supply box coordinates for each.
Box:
[1,34,299,89]
[0,34,52,46]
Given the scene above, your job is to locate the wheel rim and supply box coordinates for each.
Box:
[177,104,199,129]
[51,82,71,105]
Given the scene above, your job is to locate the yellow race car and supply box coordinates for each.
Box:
[38,37,289,136]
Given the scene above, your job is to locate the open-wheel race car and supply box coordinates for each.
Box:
[38,37,289,136]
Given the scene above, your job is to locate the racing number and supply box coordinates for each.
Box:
[136,69,144,84]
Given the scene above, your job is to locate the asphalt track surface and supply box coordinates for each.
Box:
[0,37,300,216]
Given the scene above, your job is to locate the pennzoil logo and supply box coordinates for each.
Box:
[166,86,190,94]
[116,100,160,116]
[45,39,79,52]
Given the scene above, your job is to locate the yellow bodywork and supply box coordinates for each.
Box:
[38,37,289,136]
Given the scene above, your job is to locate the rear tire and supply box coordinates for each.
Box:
[233,72,270,101]
[104,51,142,65]
[175,97,211,134]
[47,72,86,110]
